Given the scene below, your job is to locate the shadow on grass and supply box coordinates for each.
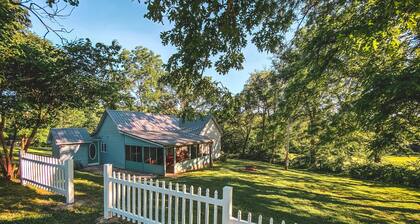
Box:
[166,159,420,224]
[1,159,419,224]
[0,171,107,224]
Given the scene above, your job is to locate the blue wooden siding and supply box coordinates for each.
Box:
[73,144,89,167]
[95,115,125,168]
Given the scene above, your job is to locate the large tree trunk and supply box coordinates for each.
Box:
[308,111,317,168]
[23,126,37,152]
[0,116,12,179]
[260,107,267,151]
[242,128,251,155]
[284,118,291,170]
[373,152,382,163]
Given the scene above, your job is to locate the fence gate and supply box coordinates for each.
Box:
[103,164,292,224]
[19,150,74,204]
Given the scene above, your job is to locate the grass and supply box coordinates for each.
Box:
[168,159,420,224]
[0,148,419,223]
[382,155,420,168]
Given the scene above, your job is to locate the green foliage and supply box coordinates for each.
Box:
[145,0,297,77]
[349,163,420,188]
[120,46,179,114]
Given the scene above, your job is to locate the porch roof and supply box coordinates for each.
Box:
[121,129,213,147]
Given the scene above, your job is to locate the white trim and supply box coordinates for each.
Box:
[87,162,99,166]
[88,143,98,162]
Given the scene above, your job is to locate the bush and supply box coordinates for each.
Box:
[349,163,420,188]
[290,154,346,173]
[218,153,228,162]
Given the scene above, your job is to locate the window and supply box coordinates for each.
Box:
[125,145,143,162]
[190,144,199,159]
[136,146,142,162]
[89,144,97,160]
[144,147,151,163]
[177,147,189,163]
[200,143,210,156]
[125,145,131,160]
[101,143,107,152]
[157,148,164,165]
[150,147,157,164]
[142,147,164,165]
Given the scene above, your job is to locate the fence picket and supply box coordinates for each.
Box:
[189,186,194,224]
[213,191,218,224]
[175,183,179,224]
[205,189,210,224]
[143,178,147,219]
[149,179,153,220]
[197,187,202,224]
[154,180,159,222]
[113,171,117,216]
[132,176,136,218]
[137,177,141,223]
[162,181,166,224]
[117,172,121,218]
[19,152,73,204]
[182,185,187,224]
[168,182,173,224]
[122,173,126,220]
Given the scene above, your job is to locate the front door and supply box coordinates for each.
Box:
[88,143,99,165]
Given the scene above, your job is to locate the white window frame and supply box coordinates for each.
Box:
[101,143,107,153]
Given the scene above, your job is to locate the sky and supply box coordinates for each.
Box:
[29,0,273,94]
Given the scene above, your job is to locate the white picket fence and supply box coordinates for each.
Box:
[104,164,293,224]
[19,151,74,204]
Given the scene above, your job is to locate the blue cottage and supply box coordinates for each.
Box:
[48,110,223,175]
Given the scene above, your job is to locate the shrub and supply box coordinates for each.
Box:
[349,163,420,188]
[218,153,228,162]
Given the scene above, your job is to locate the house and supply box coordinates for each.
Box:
[47,109,222,175]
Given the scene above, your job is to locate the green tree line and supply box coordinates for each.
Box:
[1,0,418,180]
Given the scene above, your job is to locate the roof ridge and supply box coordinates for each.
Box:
[107,109,178,118]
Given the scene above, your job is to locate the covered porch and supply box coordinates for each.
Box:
[165,142,213,175]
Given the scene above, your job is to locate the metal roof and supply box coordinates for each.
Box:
[48,128,92,145]
[179,115,212,135]
[105,110,214,146]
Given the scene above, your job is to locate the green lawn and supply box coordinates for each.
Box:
[382,155,420,168]
[0,149,419,223]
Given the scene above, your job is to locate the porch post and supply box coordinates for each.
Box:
[173,147,177,174]
[163,147,167,176]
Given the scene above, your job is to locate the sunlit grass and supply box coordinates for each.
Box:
[382,155,420,168]
[167,159,420,224]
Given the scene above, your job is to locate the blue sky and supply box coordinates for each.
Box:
[29,0,273,94]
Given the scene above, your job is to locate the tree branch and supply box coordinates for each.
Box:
[10,0,75,43]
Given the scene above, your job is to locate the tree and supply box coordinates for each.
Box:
[120,47,178,113]
[277,0,419,163]
[0,32,131,179]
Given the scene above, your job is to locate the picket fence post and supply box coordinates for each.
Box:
[19,150,25,186]
[104,164,112,219]
[64,159,74,204]
[222,186,233,224]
